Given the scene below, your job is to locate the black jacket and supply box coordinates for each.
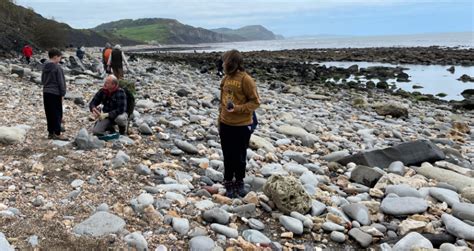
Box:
[89,89,127,120]
[42,62,66,96]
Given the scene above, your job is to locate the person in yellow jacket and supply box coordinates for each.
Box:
[218,49,260,198]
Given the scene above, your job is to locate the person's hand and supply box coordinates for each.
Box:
[92,107,100,116]
[99,112,109,120]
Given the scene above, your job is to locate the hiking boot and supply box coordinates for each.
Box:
[223,180,235,198]
[234,180,248,198]
[51,134,69,141]
[47,133,54,139]
[119,126,127,135]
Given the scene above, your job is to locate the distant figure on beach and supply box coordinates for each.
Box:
[107,44,130,79]
[215,58,224,77]
[89,75,128,135]
[218,49,260,198]
[22,44,33,64]
[76,46,85,61]
[42,48,67,140]
[102,43,112,74]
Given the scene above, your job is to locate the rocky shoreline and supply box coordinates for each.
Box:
[0,48,473,250]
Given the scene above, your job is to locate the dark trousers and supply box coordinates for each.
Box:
[43,92,63,135]
[112,66,124,79]
[25,56,31,64]
[219,123,252,181]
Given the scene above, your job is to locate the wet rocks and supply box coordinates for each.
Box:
[263,175,311,214]
[458,74,474,82]
[73,212,126,237]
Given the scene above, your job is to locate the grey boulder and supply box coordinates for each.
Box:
[380,197,428,215]
[73,211,126,236]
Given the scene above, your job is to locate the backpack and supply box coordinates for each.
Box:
[103,48,112,64]
[118,79,136,116]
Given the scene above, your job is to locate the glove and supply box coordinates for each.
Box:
[99,112,109,120]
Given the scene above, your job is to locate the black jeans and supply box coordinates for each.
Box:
[43,92,63,135]
[219,123,252,182]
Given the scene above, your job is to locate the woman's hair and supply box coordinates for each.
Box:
[222,49,244,76]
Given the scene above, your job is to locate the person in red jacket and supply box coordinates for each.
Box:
[22,44,33,64]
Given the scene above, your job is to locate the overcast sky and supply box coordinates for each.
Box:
[16,0,474,37]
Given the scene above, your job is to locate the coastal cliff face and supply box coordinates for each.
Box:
[94,18,280,44]
[0,1,138,54]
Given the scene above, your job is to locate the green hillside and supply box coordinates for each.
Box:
[114,23,170,42]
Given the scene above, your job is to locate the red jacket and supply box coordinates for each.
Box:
[22,46,33,57]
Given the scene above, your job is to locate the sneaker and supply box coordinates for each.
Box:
[223,180,235,198]
[51,134,69,141]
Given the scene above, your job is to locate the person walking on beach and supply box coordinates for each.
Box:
[76,46,85,61]
[102,43,112,73]
[218,49,260,198]
[42,48,67,140]
[22,44,33,64]
[89,75,128,135]
[107,44,130,79]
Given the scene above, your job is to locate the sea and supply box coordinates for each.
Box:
[143,32,474,101]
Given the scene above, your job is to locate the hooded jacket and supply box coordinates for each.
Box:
[42,62,66,96]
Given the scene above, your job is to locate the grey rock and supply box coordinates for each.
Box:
[138,123,153,135]
[330,231,346,243]
[429,187,460,207]
[417,163,474,191]
[290,211,313,228]
[322,222,345,232]
[441,213,474,240]
[172,218,190,235]
[342,203,371,225]
[137,193,154,206]
[96,203,109,212]
[348,228,373,248]
[73,212,126,236]
[75,128,104,150]
[338,140,445,169]
[242,229,271,244]
[28,235,39,247]
[189,236,215,251]
[202,208,230,224]
[233,203,257,218]
[322,150,350,162]
[188,227,208,237]
[261,164,288,177]
[385,184,422,198]
[350,165,384,187]
[453,202,474,222]
[311,200,327,216]
[392,232,433,251]
[248,218,265,230]
[111,150,130,168]
[279,215,303,234]
[174,139,198,154]
[211,223,238,238]
[205,168,224,182]
[461,187,474,203]
[136,164,152,175]
[124,232,148,251]
[71,179,84,188]
[388,161,405,175]
[381,197,428,215]
[0,232,14,251]
[195,200,215,210]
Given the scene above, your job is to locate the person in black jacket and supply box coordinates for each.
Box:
[42,48,67,140]
[89,75,128,135]
[107,44,129,79]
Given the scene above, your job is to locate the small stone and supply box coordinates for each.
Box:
[348,228,372,248]
[279,215,303,235]
[242,229,271,244]
[210,223,238,238]
[189,236,215,250]
[202,208,230,224]
[172,218,190,235]
[71,179,84,188]
[248,218,265,230]
[330,231,346,243]
[124,232,148,251]
[392,232,433,251]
